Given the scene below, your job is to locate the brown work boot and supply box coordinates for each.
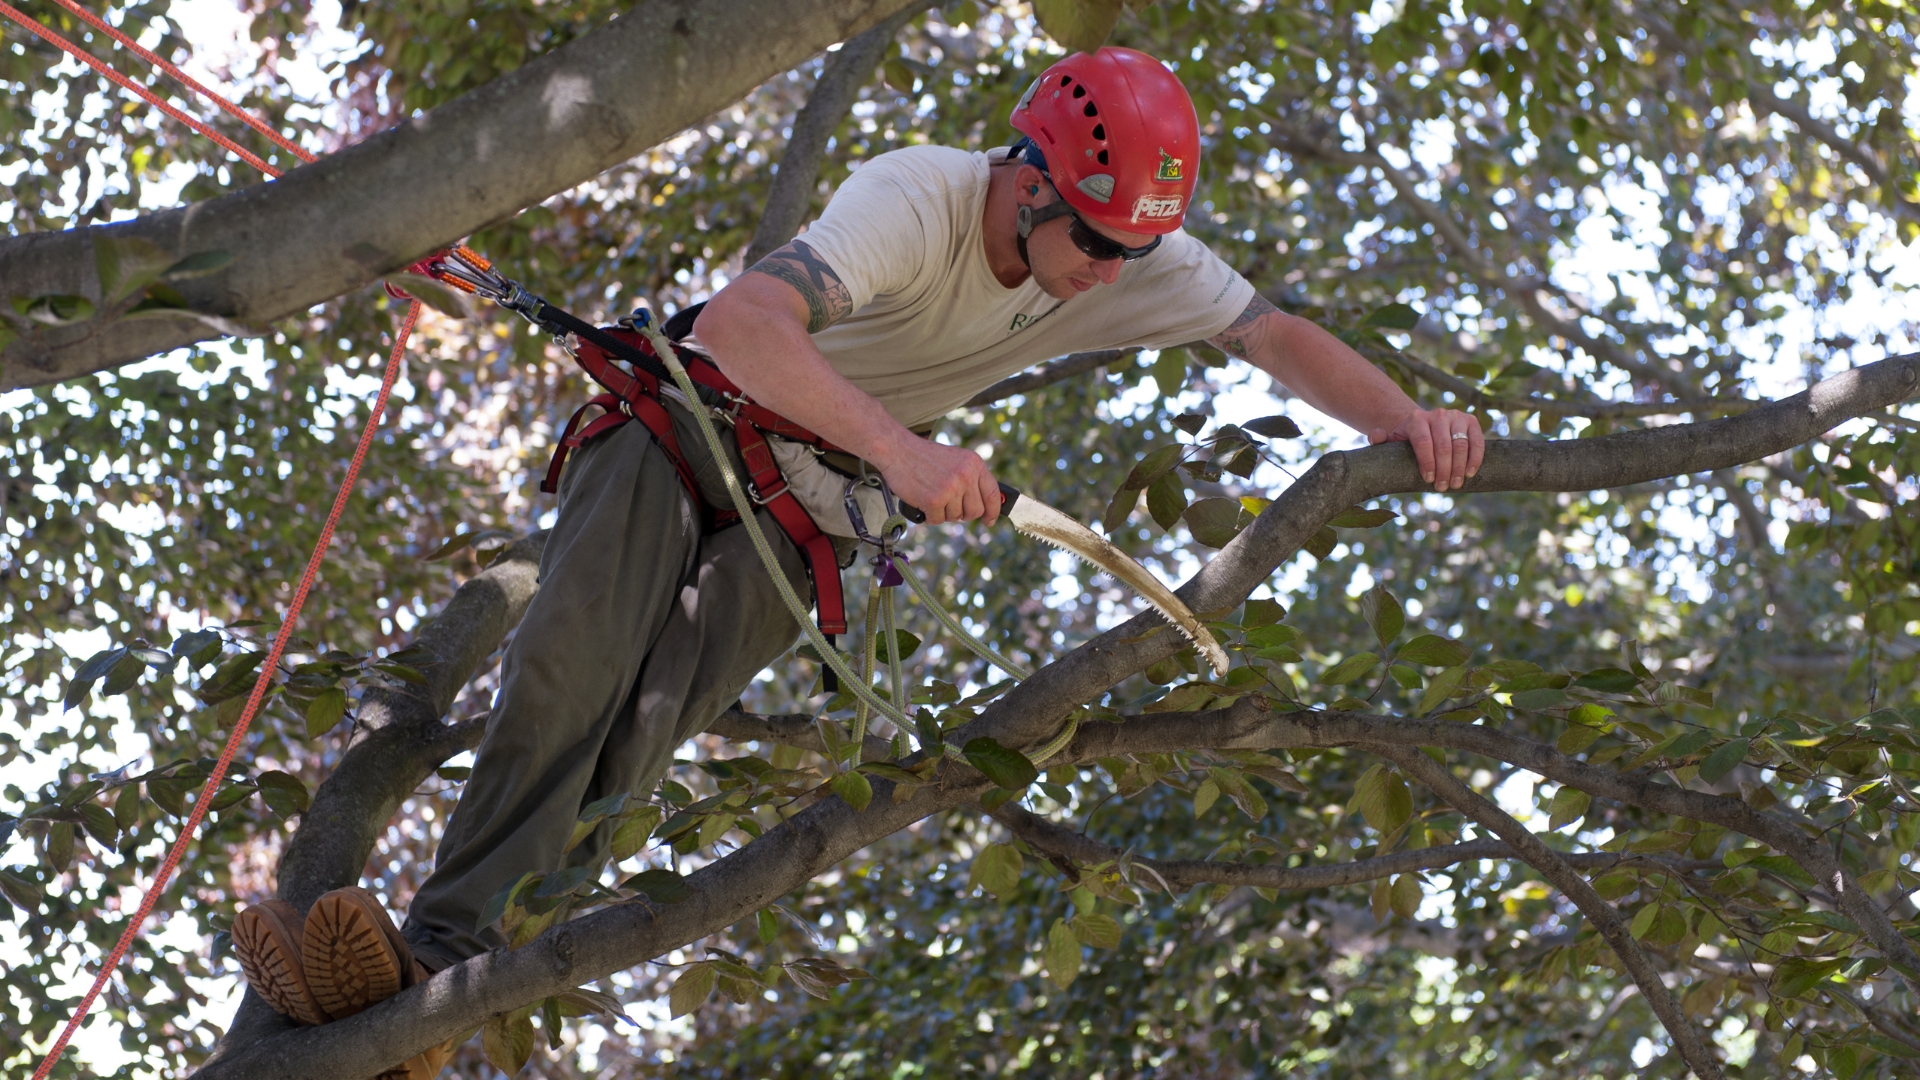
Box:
[303,886,411,1019]
[231,898,329,1026]
[303,888,453,1079]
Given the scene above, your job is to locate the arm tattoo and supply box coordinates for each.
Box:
[743,239,854,333]
[1208,294,1281,360]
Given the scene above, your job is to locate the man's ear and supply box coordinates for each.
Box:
[1014,163,1050,204]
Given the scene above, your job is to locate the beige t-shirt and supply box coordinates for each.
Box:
[798,145,1256,429]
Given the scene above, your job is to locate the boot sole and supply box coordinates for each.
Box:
[231,899,328,1026]
[303,887,409,1019]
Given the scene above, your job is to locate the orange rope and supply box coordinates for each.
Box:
[47,0,314,163]
[0,4,427,1076]
[0,0,281,175]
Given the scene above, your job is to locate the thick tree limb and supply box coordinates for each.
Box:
[743,8,919,265]
[1370,744,1724,1080]
[193,356,1916,1077]
[0,0,921,390]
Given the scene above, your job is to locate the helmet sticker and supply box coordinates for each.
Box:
[1156,148,1184,182]
[1076,174,1115,203]
[1130,193,1185,223]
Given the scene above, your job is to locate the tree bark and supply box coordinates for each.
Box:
[189,354,1916,1078]
[0,0,921,391]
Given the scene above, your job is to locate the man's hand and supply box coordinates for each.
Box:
[875,437,1002,526]
[1369,407,1484,491]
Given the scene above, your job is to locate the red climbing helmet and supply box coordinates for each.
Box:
[1008,46,1200,235]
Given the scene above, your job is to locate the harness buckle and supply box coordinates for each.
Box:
[750,477,790,506]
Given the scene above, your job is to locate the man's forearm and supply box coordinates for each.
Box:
[1250,313,1420,433]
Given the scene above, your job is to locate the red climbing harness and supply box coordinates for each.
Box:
[543,322,851,636]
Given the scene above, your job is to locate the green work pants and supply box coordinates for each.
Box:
[401,407,815,971]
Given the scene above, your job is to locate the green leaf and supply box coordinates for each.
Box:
[830,770,873,812]
[1124,444,1183,491]
[255,770,310,818]
[625,868,692,904]
[1043,916,1083,989]
[100,651,148,696]
[1150,346,1187,398]
[1242,414,1302,440]
[1303,526,1337,560]
[962,737,1038,791]
[1321,651,1380,686]
[1547,787,1591,830]
[1101,485,1139,532]
[1142,682,1217,713]
[1360,585,1404,649]
[1398,634,1471,667]
[1182,497,1246,548]
[1071,912,1122,949]
[610,806,662,861]
[1192,776,1220,817]
[94,234,178,301]
[65,647,127,710]
[874,629,921,664]
[159,249,234,281]
[669,962,716,1018]
[1698,738,1751,783]
[1362,302,1421,331]
[198,651,266,704]
[1417,665,1468,714]
[1510,688,1568,711]
[372,661,429,685]
[968,842,1023,898]
[1557,724,1603,754]
[1629,902,1660,940]
[435,765,472,782]
[1241,598,1286,628]
[1389,873,1422,918]
[1572,668,1640,693]
[76,803,117,846]
[1145,471,1187,530]
[481,1010,535,1075]
[1349,765,1412,833]
[1328,507,1398,529]
[304,688,347,737]
[13,293,95,326]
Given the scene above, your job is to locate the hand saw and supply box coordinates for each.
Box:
[905,483,1229,675]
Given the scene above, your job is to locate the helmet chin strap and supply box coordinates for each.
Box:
[1014,199,1076,270]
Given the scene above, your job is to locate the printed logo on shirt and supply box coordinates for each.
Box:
[1130,192,1184,224]
[1155,148,1184,182]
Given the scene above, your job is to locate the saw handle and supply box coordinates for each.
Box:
[899,482,1021,525]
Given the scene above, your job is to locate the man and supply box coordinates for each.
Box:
[230,46,1483,1075]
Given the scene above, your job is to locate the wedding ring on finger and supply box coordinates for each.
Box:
[1450,432,1470,441]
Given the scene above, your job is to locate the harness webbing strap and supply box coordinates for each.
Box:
[545,323,847,635]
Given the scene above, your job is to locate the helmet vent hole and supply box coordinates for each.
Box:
[1097,149,1109,165]
[1072,84,1086,98]
[1060,76,1074,87]
[1083,102,1099,117]
[1092,123,1105,140]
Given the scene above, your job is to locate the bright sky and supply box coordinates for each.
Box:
[4,2,1918,1074]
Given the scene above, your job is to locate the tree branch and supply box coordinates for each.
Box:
[0,0,924,390]
[744,7,919,265]
[1370,744,1725,1080]
[1374,344,1752,420]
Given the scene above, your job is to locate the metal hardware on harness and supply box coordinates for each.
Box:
[843,474,906,548]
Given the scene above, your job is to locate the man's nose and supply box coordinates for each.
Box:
[1092,257,1124,285]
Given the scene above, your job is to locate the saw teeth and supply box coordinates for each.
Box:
[1013,523,1228,674]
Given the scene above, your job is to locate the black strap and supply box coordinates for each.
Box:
[663,301,705,343]
[532,302,728,412]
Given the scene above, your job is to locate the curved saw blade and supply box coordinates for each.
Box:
[1002,493,1229,676]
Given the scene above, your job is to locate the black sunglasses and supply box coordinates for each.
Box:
[1021,189,1162,263]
